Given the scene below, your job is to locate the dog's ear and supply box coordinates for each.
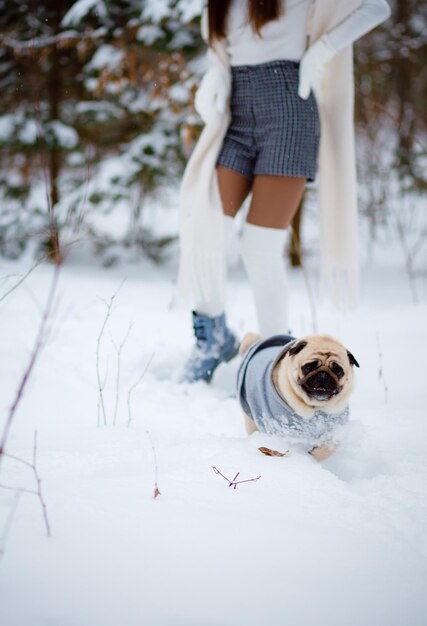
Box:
[288,341,307,356]
[347,350,360,368]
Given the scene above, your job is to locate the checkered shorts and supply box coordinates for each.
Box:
[216,60,320,182]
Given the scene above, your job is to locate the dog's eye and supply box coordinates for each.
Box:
[331,362,344,378]
[302,361,319,376]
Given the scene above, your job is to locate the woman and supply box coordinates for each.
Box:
[178,0,390,383]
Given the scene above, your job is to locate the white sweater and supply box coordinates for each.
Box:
[226,0,390,66]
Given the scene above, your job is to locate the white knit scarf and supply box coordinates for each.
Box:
[177,0,362,311]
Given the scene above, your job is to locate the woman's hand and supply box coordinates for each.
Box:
[194,65,231,124]
[298,38,335,102]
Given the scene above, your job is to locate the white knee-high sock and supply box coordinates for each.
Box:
[194,215,235,317]
[239,222,289,337]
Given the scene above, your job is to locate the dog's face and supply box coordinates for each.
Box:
[280,335,359,413]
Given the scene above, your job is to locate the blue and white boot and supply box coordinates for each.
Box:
[180,311,239,383]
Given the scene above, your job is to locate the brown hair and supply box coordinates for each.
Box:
[208,0,283,42]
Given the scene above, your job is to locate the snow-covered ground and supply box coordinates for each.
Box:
[0,236,426,626]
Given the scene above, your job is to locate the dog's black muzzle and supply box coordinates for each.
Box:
[301,368,340,401]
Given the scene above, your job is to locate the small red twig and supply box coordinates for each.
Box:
[146,430,161,499]
[212,466,261,490]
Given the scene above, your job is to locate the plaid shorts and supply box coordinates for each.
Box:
[216,60,320,182]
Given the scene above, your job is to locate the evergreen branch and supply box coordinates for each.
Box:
[0,27,108,51]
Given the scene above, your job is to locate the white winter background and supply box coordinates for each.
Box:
[0,177,426,626]
[1,0,426,620]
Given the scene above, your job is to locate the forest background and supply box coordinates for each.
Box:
[0,0,426,291]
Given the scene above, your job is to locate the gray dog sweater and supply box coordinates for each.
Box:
[237,335,349,447]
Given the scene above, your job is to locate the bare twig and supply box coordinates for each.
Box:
[356,88,427,154]
[2,431,51,537]
[127,353,155,428]
[0,273,19,283]
[0,264,60,471]
[111,322,134,426]
[376,332,388,404]
[0,483,38,496]
[392,202,421,304]
[3,453,33,470]
[146,430,161,499]
[31,431,51,536]
[212,466,261,490]
[96,280,125,427]
[0,255,46,305]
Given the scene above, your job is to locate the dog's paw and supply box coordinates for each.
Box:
[309,444,338,462]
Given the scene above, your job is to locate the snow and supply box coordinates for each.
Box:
[61,0,108,27]
[85,45,125,73]
[177,0,204,23]
[48,121,79,149]
[17,120,39,145]
[0,113,39,145]
[137,24,164,45]
[0,115,78,148]
[169,82,193,103]
[0,115,18,142]
[75,101,124,122]
[0,228,426,625]
[168,29,198,49]
[140,0,172,23]
[139,0,203,24]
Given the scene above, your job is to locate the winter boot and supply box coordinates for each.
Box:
[179,311,239,383]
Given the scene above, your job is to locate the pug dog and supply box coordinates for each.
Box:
[237,333,359,461]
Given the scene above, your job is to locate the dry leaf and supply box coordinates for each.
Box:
[258,446,289,457]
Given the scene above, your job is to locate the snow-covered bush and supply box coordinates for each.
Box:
[0,0,204,261]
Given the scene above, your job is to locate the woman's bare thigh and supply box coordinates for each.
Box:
[247,175,306,229]
[217,166,252,217]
